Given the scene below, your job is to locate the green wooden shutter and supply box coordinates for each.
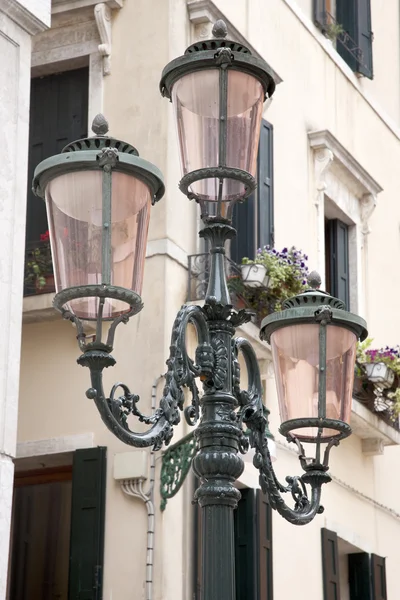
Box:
[256,490,273,600]
[27,68,89,245]
[257,120,274,249]
[313,0,328,30]
[371,554,387,600]
[231,119,274,263]
[234,488,257,600]
[231,194,256,262]
[355,0,373,78]
[321,528,341,600]
[327,218,350,308]
[336,0,373,78]
[69,447,107,600]
[348,553,372,600]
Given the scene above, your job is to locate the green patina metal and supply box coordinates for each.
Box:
[160,431,198,510]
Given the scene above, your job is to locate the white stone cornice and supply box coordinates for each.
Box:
[0,0,50,34]
[186,0,282,84]
[146,238,188,269]
[52,0,122,14]
[309,130,383,199]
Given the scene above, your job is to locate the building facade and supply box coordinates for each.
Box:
[1,0,400,598]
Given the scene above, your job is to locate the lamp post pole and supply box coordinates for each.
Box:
[32,20,368,600]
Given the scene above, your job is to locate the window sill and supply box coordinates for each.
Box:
[23,293,58,324]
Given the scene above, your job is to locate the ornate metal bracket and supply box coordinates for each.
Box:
[160,432,197,510]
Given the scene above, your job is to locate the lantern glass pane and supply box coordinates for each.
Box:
[172,69,264,202]
[271,324,357,440]
[45,170,151,320]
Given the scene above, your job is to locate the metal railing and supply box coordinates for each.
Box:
[24,239,55,297]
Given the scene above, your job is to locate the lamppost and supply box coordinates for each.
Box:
[33,20,367,600]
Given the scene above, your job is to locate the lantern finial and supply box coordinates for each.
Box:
[212,19,228,39]
[92,114,109,136]
[307,271,322,289]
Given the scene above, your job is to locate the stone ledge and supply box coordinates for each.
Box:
[23,292,59,324]
[351,398,400,449]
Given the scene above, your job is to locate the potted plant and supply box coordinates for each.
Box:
[356,338,400,412]
[241,246,309,308]
[24,230,54,294]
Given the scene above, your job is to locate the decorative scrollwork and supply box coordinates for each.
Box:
[160,432,198,511]
[81,304,210,450]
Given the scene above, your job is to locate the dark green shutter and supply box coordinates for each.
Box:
[348,553,372,600]
[257,120,274,249]
[313,0,328,30]
[355,0,373,78]
[327,218,349,309]
[231,119,274,263]
[321,528,341,600]
[234,488,257,600]
[69,447,107,600]
[371,554,387,600]
[336,0,373,78]
[27,68,89,244]
[256,490,273,600]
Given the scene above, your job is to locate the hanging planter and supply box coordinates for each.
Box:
[362,362,395,388]
[241,264,267,288]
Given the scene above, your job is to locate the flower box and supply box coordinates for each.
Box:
[241,264,267,288]
[362,362,395,389]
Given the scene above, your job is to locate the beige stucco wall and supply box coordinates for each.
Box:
[15,0,400,599]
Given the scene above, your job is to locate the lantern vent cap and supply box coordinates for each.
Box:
[62,114,139,156]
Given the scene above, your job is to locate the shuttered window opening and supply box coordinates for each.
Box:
[321,528,388,600]
[231,120,274,264]
[325,218,350,309]
[313,0,373,79]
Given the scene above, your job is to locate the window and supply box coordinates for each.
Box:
[7,447,106,600]
[325,217,350,308]
[313,0,373,79]
[195,488,273,600]
[321,528,387,600]
[231,119,274,263]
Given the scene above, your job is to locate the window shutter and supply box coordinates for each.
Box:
[336,0,373,78]
[256,489,273,600]
[231,194,256,263]
[69,447,107,600]
[348,553,372,600]
[371,554,387,600]
[355,0,373,78]
[231,119,274,263]
[313,0,328,30]
[257,120,274,249]
[27,68,89,245]
[327,218,350,309]
[321,528,341,600]
[234,488,257,600]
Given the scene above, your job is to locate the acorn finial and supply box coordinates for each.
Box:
[307,271,322,290]
[92,114,109,136]
[212,19,228,39]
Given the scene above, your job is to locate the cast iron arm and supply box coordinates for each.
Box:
[234,337,326,525]
[79,304,211,450]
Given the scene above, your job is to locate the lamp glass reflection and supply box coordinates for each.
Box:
[45,170,151,320]
[270,324,357,440]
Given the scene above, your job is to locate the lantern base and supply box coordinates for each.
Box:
[279,417,352,444]
[179,167,256,205]
[53,284,143,321]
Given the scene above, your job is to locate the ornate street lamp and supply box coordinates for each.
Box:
[33,21,367,600]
